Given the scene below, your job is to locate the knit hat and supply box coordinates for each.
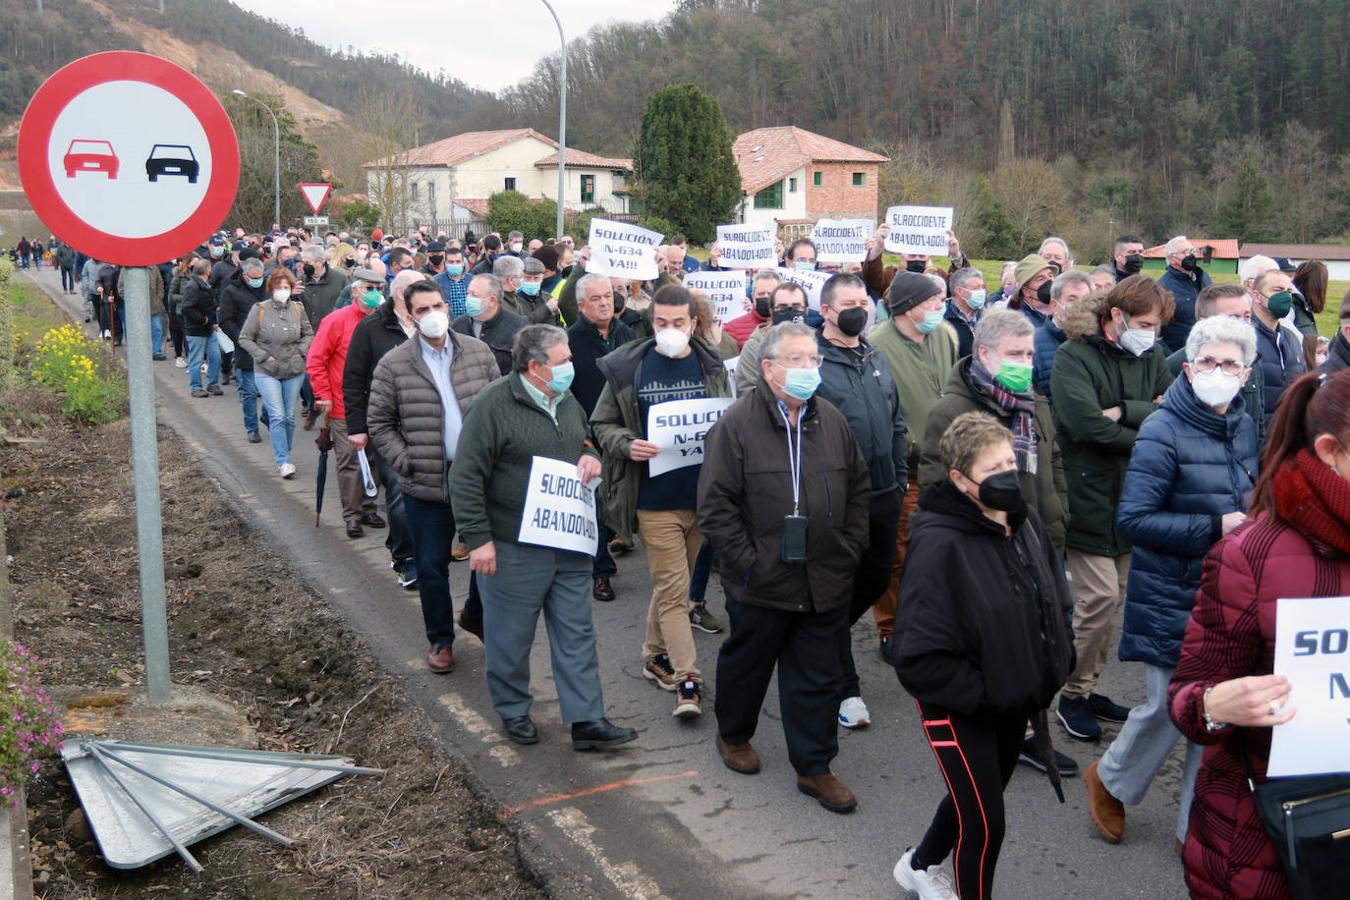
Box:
[1014,254,1053,292]
[532,245,560,272]
[886,270,941,315]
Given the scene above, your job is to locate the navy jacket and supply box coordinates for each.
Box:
[567,315,636,417]
[1166,345,1265,447]
[1253,318,1306,432]
[1033,319,1067,403]
[1157,265,1212,354]
[943,300,980,359]
[1116,374,1258,668]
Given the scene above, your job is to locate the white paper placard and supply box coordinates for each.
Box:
[771,266,832,310]
[517,456,599,556]
[356,449,378,497]
[723,356,739,397]
[215,329,234,353]
[809,218,872,263]
[585,218,662,281]
[1268,595,1350,777]
[715,223,777,269]
[646,398,734,477]
[684,270,748,325]
[883,205,954,255]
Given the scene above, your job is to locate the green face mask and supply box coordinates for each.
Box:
[1264,290,1293,319]
[994,358,1034,393]
[362,287,382,309]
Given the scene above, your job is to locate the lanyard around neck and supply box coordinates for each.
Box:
[778,405,804,515]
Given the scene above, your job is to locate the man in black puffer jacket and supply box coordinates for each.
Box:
[217,259,266,441]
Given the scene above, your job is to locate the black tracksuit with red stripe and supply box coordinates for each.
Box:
[893,478,1075,898]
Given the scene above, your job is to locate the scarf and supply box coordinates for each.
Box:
[1273,448,1350,555]
[969,360,1038,475]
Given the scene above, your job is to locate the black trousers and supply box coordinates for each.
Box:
[837,486,901,699]
[913,701,1024,899]
[714,583,847,776]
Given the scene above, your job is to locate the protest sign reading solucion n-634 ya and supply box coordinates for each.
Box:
[585,218,663,281]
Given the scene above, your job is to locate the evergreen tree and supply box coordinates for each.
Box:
[633,85,741,244]
[1218,150,1280,242]
[965,174,1018,259]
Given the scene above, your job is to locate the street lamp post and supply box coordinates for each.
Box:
[540,0,566,239]
[231,89,280,228]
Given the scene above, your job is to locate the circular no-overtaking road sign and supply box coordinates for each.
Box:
[17,51,240,266]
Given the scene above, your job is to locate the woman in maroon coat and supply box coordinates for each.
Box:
[1169,369,1350,900]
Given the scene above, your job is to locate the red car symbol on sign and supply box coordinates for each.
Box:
[63,139,119,179]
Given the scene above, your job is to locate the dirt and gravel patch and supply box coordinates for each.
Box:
[2,388,546,898]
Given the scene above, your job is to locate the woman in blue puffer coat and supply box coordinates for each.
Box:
[1081,315,1260,848]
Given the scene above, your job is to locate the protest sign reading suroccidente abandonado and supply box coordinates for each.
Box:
[883,205,954,256]
[715,222,777,269]
[684,270,749,325]
[647,398,735,477]
[517,456,599,556]
[585,218,662,281]
[809,218,872,263]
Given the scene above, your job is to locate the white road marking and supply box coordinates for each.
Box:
[547,806,669,900]
[439,692,520,767]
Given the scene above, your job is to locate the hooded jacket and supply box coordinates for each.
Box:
[893,479,1076,715]
[920,357,1068,552]
[238,298,314,379]
[1116,374,1258,669]
[1050,292,1174,557]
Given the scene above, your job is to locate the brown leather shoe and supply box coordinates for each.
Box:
[797,772,857,814]
[361,511,387,528]
[592,575,615,602]
[716,734,760,775]
[457,611,484,642]
[451,543,470,561]
[1084,760,1125,843]
[345,518,364,539]
[426,643,455,674]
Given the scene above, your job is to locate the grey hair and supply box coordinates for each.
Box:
[948,267,985,294]
[1091,264,1117,281]
[1050,269,1093,302]
[508,231,524,241]
[1185,315,1257,367]
[240,258,265,274]
[1038,236,1071,259]
[493,255,524,280]
[512,324,568,373]
[752,269,784,289]
[576,272,612,300]
[761,322,817,362]
[471,273,503,301]
[999,261,1017,280]
[1163,235,1190,257]
[300,244,326,263]
[973,308,1034,353]
[926,273,947,296]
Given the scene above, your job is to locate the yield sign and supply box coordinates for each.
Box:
[297,182,332,214]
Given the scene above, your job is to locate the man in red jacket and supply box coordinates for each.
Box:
[308,267,389,538]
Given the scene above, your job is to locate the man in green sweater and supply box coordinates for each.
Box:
[867,270,958,660]
[450,324,638,752]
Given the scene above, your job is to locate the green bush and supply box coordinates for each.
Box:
[639,217,676,242]
[486,190,560,241]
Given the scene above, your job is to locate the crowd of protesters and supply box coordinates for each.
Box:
[36,218,1350,900]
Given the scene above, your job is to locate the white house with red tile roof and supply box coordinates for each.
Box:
[733,126,888,233]
[363,129,632,230]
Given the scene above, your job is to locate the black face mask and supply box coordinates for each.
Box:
[1122,253,1144,274]
[905,259,926,273]
[613,292,626,312]
[754,297,772,319]
[772,307,806,326]
[302,262,316,278]
[1181,254,1198,272]
[835,306,870,337]
[975,470,1025,514]
[428,254,443,266]
[1035,280,1052,307]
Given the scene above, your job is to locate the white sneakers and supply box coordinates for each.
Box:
[894,848,956,899]
[174,357,187,368]
[278,463,296,479]
[838,696,871,729]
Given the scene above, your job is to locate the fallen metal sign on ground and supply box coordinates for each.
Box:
[61,740,383,871]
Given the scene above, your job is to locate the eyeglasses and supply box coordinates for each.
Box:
[1192,356,1245,376]
[773,353,823,366]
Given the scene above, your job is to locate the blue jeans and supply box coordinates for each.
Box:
[254,370,303,467]
[402,494,456,648]
[60,266,76,291]
[688,535,715,602]
[593,508,617,578]
[186,333,220,391]
[150,313,165,356]
[235,368,259,434]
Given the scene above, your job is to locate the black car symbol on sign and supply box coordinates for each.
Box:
[145,144,200,183]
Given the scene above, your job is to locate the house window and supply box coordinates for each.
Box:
[504,176,517,191]
[410,182,419,201]
[852,172,865,187]
[753,180,783,209]
[427,181,436,210]
[788,177,798,193]
[813,171,822,187]
[581,173,595,204]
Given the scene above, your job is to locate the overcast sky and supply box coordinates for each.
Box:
[232,0,679,92]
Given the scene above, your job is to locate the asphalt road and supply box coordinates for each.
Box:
[30,268,1190,898]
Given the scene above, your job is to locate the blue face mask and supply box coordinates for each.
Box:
[246,276,264,289]
[465,296,483,317]
[966,289,987,310]
[519,280,541,297]
[782,366,821,400]
[445,263,464,277]
[547,361,574,394]
[793,261,816,272]
[916,308,944,334]
[362,288,382,309]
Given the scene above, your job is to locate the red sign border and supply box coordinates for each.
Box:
[17,51,240,266]
[297,182,333,215]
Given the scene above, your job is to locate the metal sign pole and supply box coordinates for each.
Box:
[120,267,170,703]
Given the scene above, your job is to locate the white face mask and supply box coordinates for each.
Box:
[271,288,291,303]
[417,309,449,340]
[1191,368,1242,408]
[1117,314,1155,357]
[510,242,523,254]
[654,327,691,358]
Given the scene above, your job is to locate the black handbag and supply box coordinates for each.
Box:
[1240,732,1350,899]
